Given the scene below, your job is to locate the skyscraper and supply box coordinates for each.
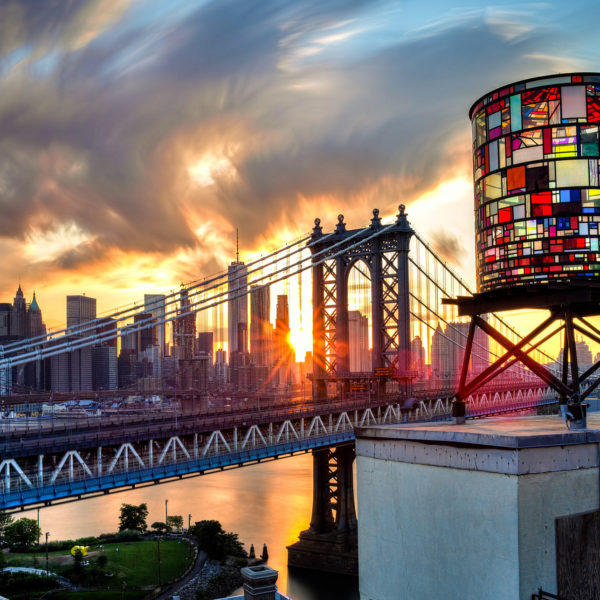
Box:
[27,292,46,338]
[11,284,26,338]
[144,294,166,355]
[228,261,248,354]
[197,331,214,364]
[250,284,271,367]
[135,313,155,353]
[67,295,96,333]
[348,310,370,372]
[172,287,196,359]
[274,294,293,387]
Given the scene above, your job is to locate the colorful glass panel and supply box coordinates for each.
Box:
[470,74,600,291]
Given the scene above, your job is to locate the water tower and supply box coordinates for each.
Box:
[447,73,600,427]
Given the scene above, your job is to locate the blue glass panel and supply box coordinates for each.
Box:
[510,95,522,131]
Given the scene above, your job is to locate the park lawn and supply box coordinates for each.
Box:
[5,538,193,588]
[4,548,70,569]
[98,540,192,586]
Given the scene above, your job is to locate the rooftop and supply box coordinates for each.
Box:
[356,413,600,449]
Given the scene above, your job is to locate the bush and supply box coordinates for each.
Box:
[0,571,60,597]
[98,530,143,543]
[4,518,41,549]
[190,520,246,562]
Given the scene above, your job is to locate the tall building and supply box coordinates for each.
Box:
[431,321,489,383]
[144,294,166,355]
[67,295,96,333]
[27,292,46,338]
[215,348,227,383]
[11,284,26,338]
[410,336,426,379]
[172,287,196,359]
[197,332,214,364]
[0,303,11,337]
[92,346,118,390]
[51,348,93,392]
[96,317,117,349]
[134,313,155,353]
[120,324,138,352]
[274,295,293,387]
[250,284,271,367]
[228,261,248,354]
[348,310,370,372]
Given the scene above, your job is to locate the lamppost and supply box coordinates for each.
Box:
[188,513,191,532]
[157,538,161,586]
[45,532,50,576]
[37,507,40,545]
[165,499,168,529]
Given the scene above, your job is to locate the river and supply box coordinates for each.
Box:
[22,452,360,600]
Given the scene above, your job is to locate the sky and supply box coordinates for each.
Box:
[1,0,600,331]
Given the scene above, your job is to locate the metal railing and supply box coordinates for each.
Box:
[532,589,569,600]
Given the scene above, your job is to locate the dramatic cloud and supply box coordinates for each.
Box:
[0,0,596,324]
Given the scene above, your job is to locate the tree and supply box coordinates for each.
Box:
[151,521,168,534]
[97,554,108,570]
[4,518,41,549]
[118,503,148,533]
[166,515,183,532]
[0,512,13,544]
[191,520,245,561]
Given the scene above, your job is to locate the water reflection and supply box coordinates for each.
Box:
[22,452,359,600]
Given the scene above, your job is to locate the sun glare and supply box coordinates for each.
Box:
[188,152,237,187]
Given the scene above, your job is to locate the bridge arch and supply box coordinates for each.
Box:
[309,207,413,399]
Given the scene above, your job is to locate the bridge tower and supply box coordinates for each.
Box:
[309,205,414,401]
[288,207,414,575]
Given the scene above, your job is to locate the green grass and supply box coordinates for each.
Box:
[6,538,193,589]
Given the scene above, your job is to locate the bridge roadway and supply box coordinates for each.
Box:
[0,382,553,512]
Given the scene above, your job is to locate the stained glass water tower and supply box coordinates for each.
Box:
[447,73,600,428]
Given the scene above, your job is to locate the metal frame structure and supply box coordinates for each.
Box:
[447,283,600,427]
[309,205,413,400]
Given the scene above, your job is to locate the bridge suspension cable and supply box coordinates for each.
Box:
[0,220,400,369]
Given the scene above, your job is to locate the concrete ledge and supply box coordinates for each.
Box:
[356,437,600,474]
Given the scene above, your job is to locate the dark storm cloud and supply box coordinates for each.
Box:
[0,0,581,280]
[429,230,467,264]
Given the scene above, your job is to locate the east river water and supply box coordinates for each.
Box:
[22,452,360,600]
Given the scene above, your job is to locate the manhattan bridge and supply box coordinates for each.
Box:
[0,205,571,573]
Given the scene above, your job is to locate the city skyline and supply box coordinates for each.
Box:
[2,1,600,335]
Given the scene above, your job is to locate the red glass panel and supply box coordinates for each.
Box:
[507,166,526,190]
[543,128,551,154]
[588,97,600,123]
[522,87,559,103]
[487,99,506,114]
[531,191,551,204]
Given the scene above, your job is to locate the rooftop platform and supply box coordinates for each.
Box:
[357,413,600,448]
[356,413,600,475]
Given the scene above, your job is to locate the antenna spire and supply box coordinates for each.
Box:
[236,228,239,263]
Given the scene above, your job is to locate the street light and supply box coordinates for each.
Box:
[157,538,161,586]
[45,532,50,576]
[188,513,191,532]
[165,499,168,529]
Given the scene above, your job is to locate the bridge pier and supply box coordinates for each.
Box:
[287,444,358,576]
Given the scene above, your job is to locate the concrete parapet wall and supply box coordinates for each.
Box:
[356,416,600,600]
